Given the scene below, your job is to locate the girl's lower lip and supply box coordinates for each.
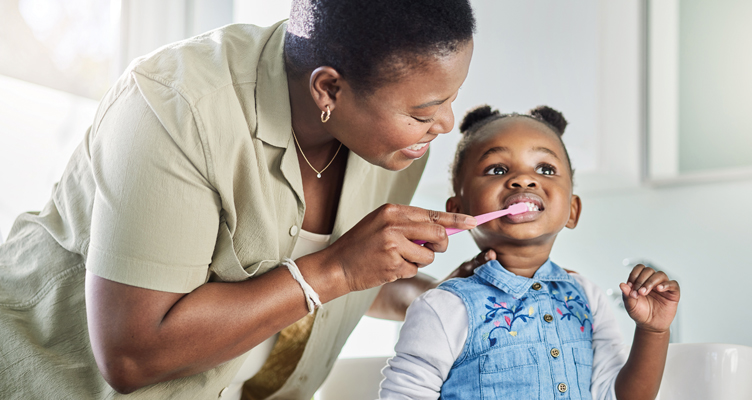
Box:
[503,210,542,223]
[400,142,430,159]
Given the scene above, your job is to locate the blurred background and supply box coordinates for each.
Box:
[1,0,751,367]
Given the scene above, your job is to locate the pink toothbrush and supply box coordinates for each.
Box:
[413,202,530,245]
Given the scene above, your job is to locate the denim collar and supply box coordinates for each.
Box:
[474,259,572,298]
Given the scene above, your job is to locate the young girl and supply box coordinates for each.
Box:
[380,105,680,399]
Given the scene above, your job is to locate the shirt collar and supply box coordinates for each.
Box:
[474,258,571,298]
[255,20,292,149]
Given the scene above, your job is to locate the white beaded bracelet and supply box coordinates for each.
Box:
[282,257,322,314]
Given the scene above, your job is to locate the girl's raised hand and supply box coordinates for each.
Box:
[619,264,681,333]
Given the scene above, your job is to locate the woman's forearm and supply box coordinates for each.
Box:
[614,328,670,400]
[86,251,347,394]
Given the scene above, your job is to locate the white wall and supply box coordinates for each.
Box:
[0,75,98,241]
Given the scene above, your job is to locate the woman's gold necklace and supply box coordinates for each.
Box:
[291,127,343,179]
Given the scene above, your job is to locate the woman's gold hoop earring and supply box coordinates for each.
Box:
[320,106,331,123]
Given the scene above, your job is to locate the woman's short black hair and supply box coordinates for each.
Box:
[285,0,475,94]
[451,105,574,193]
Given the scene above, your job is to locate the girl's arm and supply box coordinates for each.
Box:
[614,265,681,400]
[379,289,467,399]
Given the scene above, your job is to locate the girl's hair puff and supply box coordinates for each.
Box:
[451,105,574,193]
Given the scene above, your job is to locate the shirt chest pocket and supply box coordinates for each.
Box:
[572,346,594,399]
[479,347,540,400]
[207,219,278,283]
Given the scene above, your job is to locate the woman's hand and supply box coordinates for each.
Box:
[440,249,497,284]
[619,264,681,333]
[320,204,476,294]
[366,249,494,321]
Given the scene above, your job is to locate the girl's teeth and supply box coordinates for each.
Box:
[511,201,540,211]
[407,143,428,151]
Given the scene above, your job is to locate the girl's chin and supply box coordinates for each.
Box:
[474,225,554,245]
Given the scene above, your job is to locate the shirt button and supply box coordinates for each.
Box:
[558,383,568,393]
[544,314,554,323]
[550,348,561,358]
[289,225,299,236]
[531,282,542,290]
[218,387,229,397]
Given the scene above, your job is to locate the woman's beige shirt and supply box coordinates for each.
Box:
[0,21,426,400]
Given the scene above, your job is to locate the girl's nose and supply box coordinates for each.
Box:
[507,173,538,189]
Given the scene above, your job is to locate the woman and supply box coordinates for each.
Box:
[0,0,479,399]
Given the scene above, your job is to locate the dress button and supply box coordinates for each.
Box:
[550,348,561,358]
[544,314,554,323]
[558,383,568,393]
[531,282,542,290]
[218,387,229,398]
[289,225,299,236]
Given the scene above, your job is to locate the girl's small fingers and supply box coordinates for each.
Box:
[638,271,668,296]
[656,280,681,300]
[627,264,645,285]
[631,266,656,294]
[656,280,679,291]
[619,282,631,296]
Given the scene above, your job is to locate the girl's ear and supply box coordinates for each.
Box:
[446,196,461,213]
[309,66,343,113]
[565,195,582,229]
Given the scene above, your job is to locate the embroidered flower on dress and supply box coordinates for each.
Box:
[551,291,593,333]
[483,296,533,346]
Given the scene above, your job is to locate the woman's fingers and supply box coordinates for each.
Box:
[400,237,438,268]
[403,206,476,230]
[328,204,478,293]
[385,205,475,251]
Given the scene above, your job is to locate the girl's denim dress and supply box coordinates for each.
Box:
[438,259,594,399]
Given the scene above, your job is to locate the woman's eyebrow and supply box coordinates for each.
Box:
[413,96,451,109]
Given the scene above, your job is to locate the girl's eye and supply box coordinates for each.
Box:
[536,164,556,176]
[484,165,508,175]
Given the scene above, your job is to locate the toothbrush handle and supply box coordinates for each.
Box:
[412,227,470,245]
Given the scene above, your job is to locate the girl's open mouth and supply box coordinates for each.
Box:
[501,194,544,223]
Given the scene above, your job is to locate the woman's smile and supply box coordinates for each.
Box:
[401,141,431,159]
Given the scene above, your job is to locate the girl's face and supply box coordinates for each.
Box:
[448,118,581,249]
[327,41,473,171]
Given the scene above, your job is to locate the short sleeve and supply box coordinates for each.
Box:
[86,83,221,293]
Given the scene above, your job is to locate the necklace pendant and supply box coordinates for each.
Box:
[316,173,322,179]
